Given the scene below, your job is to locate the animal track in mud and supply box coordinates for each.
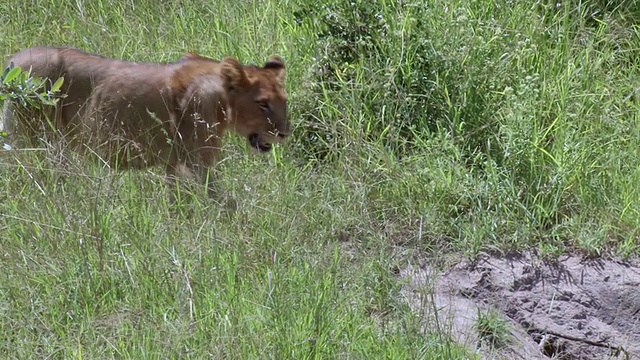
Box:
[401,253,640,359]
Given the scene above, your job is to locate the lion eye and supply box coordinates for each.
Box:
[257,101,270,111]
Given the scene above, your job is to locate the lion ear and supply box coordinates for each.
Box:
[264,56,286,85]
[220,57,248,91]
[179,52,200,62]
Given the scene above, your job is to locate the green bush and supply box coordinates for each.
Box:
[291,1,507,163]
[0,64,65,149]
[289,0,640,252]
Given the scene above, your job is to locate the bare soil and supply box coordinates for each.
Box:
[401,252,640,359]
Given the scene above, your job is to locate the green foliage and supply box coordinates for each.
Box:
[0,64,64,109]
[475,308,512,350]
[0,0,639,357]
[0,64,64,149]
[291,0,506,161]
[289,0,640,252]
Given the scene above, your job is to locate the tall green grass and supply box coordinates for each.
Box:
[293,0,640,257]
[1,0,639,358]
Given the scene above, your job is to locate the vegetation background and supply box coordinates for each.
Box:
[0,0,638,358]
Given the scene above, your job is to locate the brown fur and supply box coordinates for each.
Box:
[2,46,290,197]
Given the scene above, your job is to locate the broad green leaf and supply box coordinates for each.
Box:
[1,66,10,79]
[51,77,64,92]
[2,66,22,85]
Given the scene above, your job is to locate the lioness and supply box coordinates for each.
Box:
[1,46,290,198]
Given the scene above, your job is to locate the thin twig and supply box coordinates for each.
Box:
[532,327,629,360]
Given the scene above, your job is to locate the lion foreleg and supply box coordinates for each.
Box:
[165,159,198,204]
[196,139,222,198]
[188,118,223,198]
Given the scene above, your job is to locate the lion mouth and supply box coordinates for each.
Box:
[248,133,272,152]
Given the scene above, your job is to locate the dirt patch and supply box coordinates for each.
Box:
[401,253,640,359]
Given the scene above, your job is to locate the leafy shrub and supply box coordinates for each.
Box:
[0,64,65,149]
[291,0,504,163]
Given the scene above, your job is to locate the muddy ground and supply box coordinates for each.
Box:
[401,252,640,359]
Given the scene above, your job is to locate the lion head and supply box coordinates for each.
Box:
[219,56,290,153]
